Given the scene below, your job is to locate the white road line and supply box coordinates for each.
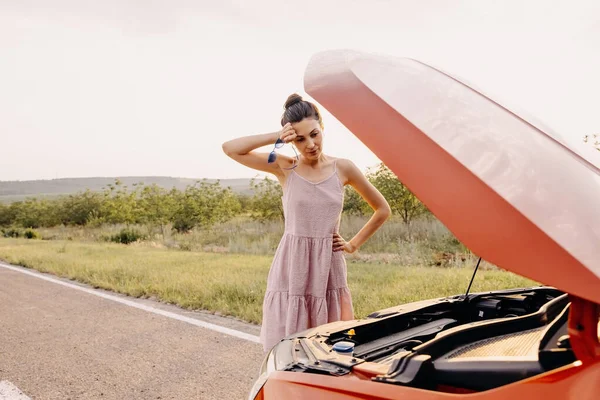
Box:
[0,381,31,400]
[0,262,261,344]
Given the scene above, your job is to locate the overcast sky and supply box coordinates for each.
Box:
[1,0,599,181]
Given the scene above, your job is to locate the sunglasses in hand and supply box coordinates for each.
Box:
[268,138,299,170]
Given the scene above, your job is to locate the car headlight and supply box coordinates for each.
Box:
[247,340,293,400]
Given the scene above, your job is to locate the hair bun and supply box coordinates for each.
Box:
[284,93,303,109]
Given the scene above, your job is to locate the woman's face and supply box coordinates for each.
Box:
[291,118,323,161]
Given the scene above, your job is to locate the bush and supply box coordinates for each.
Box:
[171,181,241,232]
[2,228,22,238]
[23,228,41,239]
[0,227,39,239]
[172,219,194,234]
[0,203,16,226]
[109,228,146,244]
[249,176,283,222]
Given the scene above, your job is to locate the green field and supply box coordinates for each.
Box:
[0,238,538,324]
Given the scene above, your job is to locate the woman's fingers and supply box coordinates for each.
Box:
[281,130,296,143]
[281,123,291,133]
[279,123,296,142]
[333,233,345,251]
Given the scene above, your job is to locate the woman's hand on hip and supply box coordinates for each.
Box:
[333,233,356,253]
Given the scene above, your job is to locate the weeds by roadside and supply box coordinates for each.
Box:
[2,227,41,239]
[30,215,474,267]
[0,239,537,324]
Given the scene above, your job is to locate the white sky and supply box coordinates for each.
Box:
[1,0,599,181]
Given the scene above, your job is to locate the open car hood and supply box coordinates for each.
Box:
[304,49,600,304]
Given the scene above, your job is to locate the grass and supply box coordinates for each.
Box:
[0,238,538,324]
[31,215,471,266]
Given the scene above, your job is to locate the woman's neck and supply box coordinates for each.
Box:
[299,154,328,168]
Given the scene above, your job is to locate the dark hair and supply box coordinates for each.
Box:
[280,93,323,128]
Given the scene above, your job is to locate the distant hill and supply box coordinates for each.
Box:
[0,176,255,203]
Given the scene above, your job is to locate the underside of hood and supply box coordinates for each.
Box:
[304,49,600,304]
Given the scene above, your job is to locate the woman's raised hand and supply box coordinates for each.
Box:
[279,123,297,143]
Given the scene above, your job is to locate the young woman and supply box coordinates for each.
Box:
[222,94,391,352]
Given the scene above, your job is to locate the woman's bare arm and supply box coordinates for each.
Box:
[222,124,297,176]
[334,159,391,253]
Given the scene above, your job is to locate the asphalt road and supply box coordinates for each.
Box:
[0,263,265,400]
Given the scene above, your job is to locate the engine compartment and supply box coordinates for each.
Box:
[326,287,565,362]
[318,287,576,392]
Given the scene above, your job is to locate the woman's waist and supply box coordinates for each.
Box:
[281,230,335,239]
[283,219,340,237]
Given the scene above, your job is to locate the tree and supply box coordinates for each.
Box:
[583,134,600,152]
[366,163,428,225]
[101,180,144,225]
[172,180,241,232]
[249,176,284,222]
[343,185,368,216]
[139,185,176,237]
[236,193,253,214]
[58,190,105,226]
[0,202,16,227]
[11,198,60,228]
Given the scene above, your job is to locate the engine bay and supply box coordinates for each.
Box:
[284,287,577,393]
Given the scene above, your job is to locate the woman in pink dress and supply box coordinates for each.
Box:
[222,94,391,352]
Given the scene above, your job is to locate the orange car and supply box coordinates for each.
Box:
[248,50,600,400]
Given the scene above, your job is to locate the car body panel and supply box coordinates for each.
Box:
[260,360,600,400]
[303,49,600,304]
[248,49,600,400]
